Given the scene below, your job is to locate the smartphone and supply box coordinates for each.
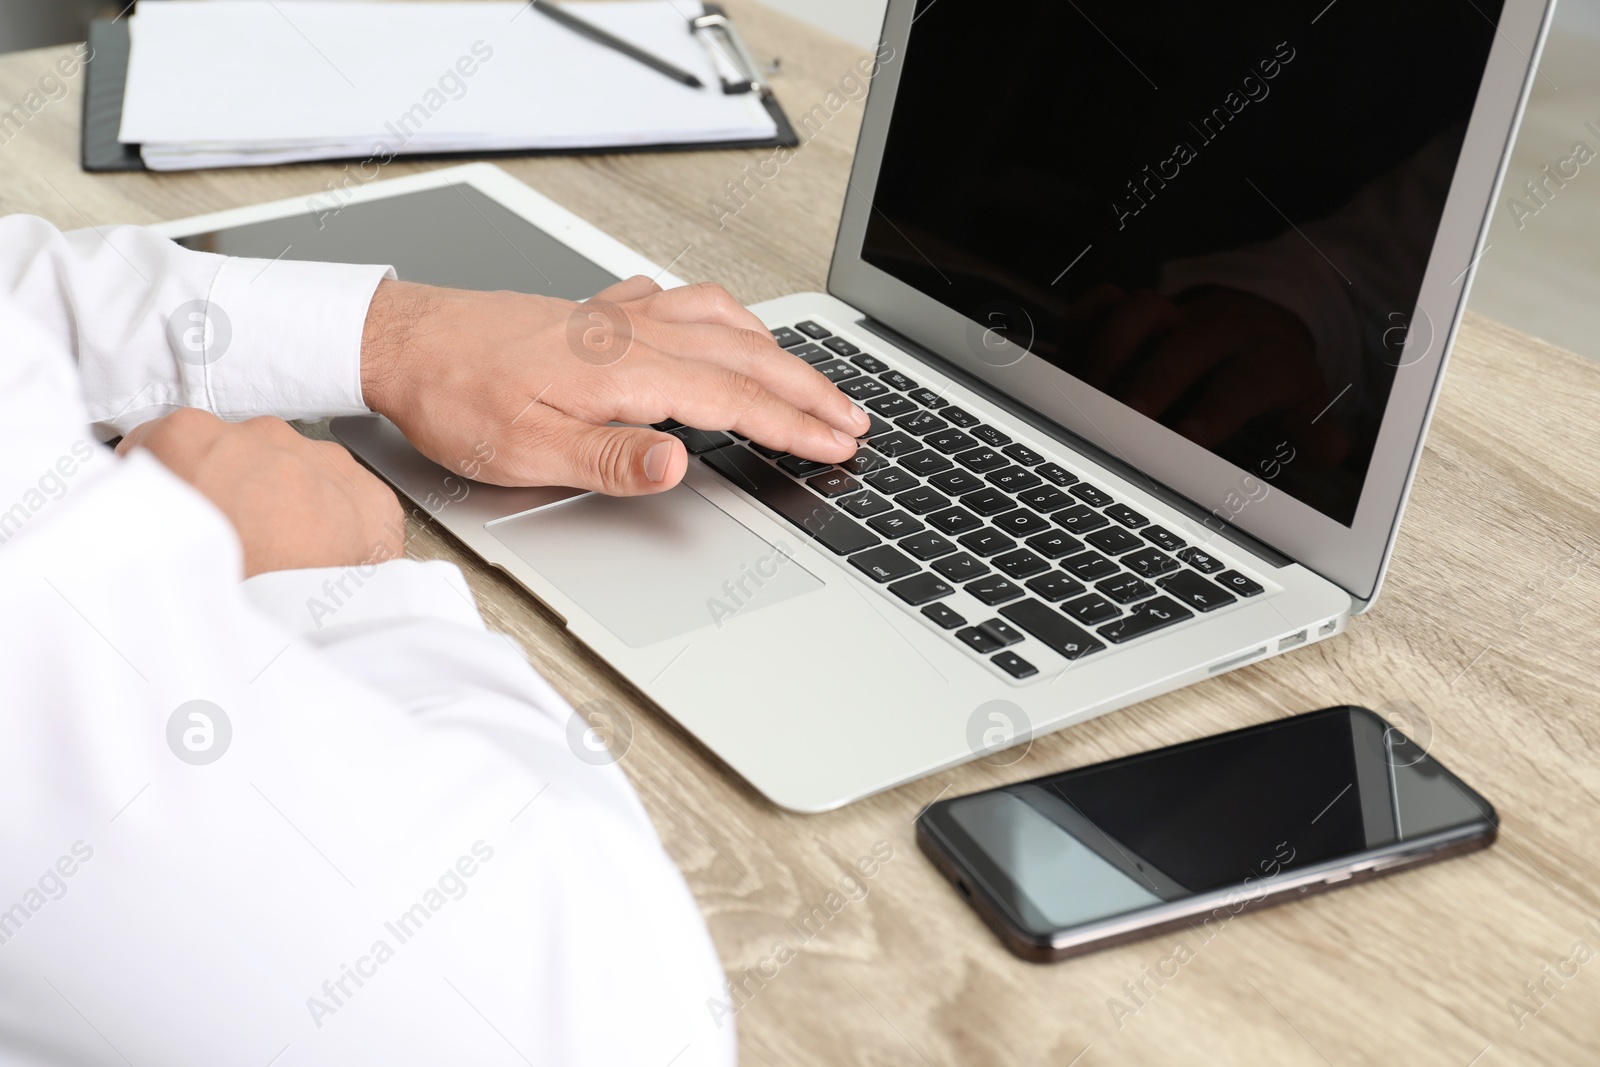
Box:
[917,705,1497,962]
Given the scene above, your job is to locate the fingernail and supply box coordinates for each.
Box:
[850,407,871,433]
[832,428,858,450]
[644,440,675,482]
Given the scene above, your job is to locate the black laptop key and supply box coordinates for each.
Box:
[1142,525,1186,552]
[1069,483,1114,507]
[651,419,683,431]
[1176,546,1224,573]
[777,455,832,477]
[931,551,989,582]
[668,427,735,454]
[895,487,951,515]
[748,442,786,459]
[998,599,1105,660]
[880,370,918,391]
[889,572,954,606]
[795,320,831,339]
[1123,547,1180,579]
[861,412,894,438]
[868,510,925,538]
[1104,502,1149,528]
[993,510,1053,538]
[956,447,1008,473]
[849,544,920,583]
[866,394,919,418]
[701,446,879,555]
[921,602,966,630]
[771,326,806,348]
[806,470,860,498]
[966,575,1025,606]
[927,507,985,535]
[1061,551,1121,581]
[993,549,1050,579]
[1002,443,1043,466]
[1025,572,1085,602]
[959,487,1017,517]
[789,342,831,365]
[1158,569,1238,612]
[1025,530,1083,559]
[955,626,1004,654]
[850,353,888,373]
[812,358,860,384]
[991,651,1039,678]
[1055,506,1110,534]
[1097,573,1156,604]
[841,449,888,475]
[970,424,1012,447]
[1035,462,1078,486]
[907,388,948,409]
[900,531,958,560]
[1216,570,1265,597]
[870,431,921,457]
[896,410,948,436]
[941,405,979,427]
[865,466,918,493]
[900,449,955,476]
[930,469,985,495]
[986,466,1042,493]
[840,490,892,518]
[1017,486,1073,513]
[1097,596,1194,644]
[1061,593,1120,626]
[959,528,1017,557]
[1086,527,1143,555]
[926,429,979,454]
[977,618,1024,648]
[822,336,860,357]
[839,377,889,400]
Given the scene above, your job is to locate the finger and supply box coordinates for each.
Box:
[1081,290,1182,388]
[628,281,769,335]
[589,274,662,305]
[114,420,157,456]
[512,406,688,495]
[1118,323,1239,420]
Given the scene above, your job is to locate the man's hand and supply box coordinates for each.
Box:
[359,276,871,495]
[117,409,404,577]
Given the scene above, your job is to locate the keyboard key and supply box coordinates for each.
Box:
[880,370,918,391]
[1055,506,1110,534]
[841,449,888,475]
[932,552,989,582]
[1061,593,1120,626]
[977,618,1024,648]
[849,544,920,583]
[812,358,860,384]
[1061,551,1120,581]
[865,467,919,493]
[868,510,925,538]
[850,352,888,373]
[871,432,921,457]
[778,455,833,477]
[993,510,1053,537]
[1216,570,1265,597]
[1036,462,1079,487]
[771,326,805,348]
[928,507,985,535]
[966,575,1025,605]
[942,405,979,427]
[1086,527,1144,555]
[701,446,879,555]
[889,572,954,606]
[1104,503,1149,528]
[866,394,920,418]
[926,428,980,454]
[992,651,1039,678]
[1097,573,1156,604]
[956,447,1008,473]
[840,377,889,400]
[861,413,894,438]
[1025,572,1085,602]
[749,442,786,459]
[900,450,955,476]
[971,424,1012,447]
[822,336,860,357]
[901,531,958,560]
[955,626,1004,654]
[895,487,951,515]
[959,528,1017,557]
[1018,486,1074,512]
[1158,569,1238,612]
[1142,525,1186,552]
[668,427,735,454]
[986,466,1042,492]
[1123,547,1180,578]
[929,469,986,495]
[1069,483,1114,507]
[839,490,893,518]
[1177,546,1224,573]
[807,470,861,498]
[1025,531,1084,559]
[999,599,1105,660]
[1097,596,1194,643]
[993,549,1050,579]
[788,342,831,365]
[795,320,831,339]
[896,410,948,436]
[1002,443,1044,466]
[921,602,966,630]
[959,488,1017,517]
[907,388,948,409]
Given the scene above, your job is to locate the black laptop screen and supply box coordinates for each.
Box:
[860,0,1502,525]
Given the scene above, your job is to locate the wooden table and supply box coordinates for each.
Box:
[4,8,1599,1064]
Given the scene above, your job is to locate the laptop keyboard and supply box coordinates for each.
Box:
[668,318,1267,682]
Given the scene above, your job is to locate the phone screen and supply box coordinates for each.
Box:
[933,707,1492,938]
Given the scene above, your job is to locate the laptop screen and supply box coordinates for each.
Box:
[859,0,1502,526]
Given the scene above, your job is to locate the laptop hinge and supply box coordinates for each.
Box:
[855,315,1295,570]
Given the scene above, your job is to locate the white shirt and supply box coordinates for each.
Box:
[0,216,734,1067]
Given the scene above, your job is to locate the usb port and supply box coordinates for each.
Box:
[1278,629,1307,650]
[1318,619,1338,637]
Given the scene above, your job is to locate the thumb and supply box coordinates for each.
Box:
[531,409,688,495]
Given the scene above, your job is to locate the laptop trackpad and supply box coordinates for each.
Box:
[486,485,823,648]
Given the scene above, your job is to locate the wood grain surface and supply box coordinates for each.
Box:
[3,6,1598,1064]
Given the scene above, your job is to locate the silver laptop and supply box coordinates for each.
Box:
[159,0,1552,811]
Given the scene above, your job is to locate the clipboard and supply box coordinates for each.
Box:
[81,3,796,173]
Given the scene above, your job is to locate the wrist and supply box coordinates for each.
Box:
[360,279,437,418]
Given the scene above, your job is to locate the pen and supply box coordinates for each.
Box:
[530,0,704,89]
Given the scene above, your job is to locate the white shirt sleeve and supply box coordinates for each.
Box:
[0,214,393,436]
[0,247,734,1066]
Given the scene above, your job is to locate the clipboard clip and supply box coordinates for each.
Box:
[690,6,773,98]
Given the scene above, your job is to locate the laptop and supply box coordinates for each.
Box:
[156,0,1552,812]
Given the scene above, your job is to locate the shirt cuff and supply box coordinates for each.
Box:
[241,558,486,638]
[202,256,395,422]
